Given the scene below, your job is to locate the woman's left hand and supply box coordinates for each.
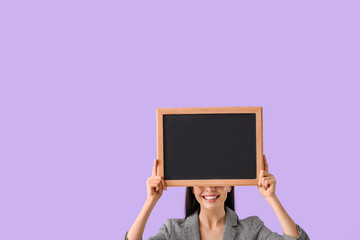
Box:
[257,154,277,198]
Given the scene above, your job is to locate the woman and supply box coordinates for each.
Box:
[123,155,310,240]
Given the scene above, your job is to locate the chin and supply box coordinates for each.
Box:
[199,197,225,210]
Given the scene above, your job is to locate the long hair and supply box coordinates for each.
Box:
[185,186,235,218]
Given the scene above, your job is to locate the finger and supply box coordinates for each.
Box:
[155,176,167,191]
[259,171,269,185]
[148,181,157,191]
[153,182,161,192]
[161,177,167,191]
[262,177,266,188]
[158,181,163,192]
[263,176,275,181]
[262,170,269,177]
[161,179,167,191]
[264,180,270,188]
[258,170,264,186]
[264,154,269,172]
[149,178,161,185]
[150,178,165,192]
[148,179,158,187]
[263,176,276,187]
[261,176,272,188]
[265,179,276,189]
[267,178,276,186]
[152,159,158,177]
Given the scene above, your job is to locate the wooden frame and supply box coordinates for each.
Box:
[156,106,263,186]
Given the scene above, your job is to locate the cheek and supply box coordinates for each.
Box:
[194,194,200,201]
[220,192,229,202]
[193,192,203,202]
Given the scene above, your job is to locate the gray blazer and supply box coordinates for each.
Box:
[124,207,310,240]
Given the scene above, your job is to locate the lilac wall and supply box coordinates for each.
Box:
[1,1,359,239]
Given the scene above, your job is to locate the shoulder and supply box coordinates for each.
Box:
[225,207,264,231]
[240,215,264,229]
[159,218,187,234]
[237,215,265,233]
[148,218,187,240]
[224,207,265,237]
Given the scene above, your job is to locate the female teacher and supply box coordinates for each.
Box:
[123,155,310,240]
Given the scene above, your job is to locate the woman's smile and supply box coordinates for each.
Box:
[192,186,231,209]
[202,194,220,202]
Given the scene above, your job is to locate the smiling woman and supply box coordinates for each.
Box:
[186,186,234,218]
[123,156,310,240]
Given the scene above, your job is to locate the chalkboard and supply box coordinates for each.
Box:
[156,107,263,186]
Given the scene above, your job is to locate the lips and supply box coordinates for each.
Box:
[202,195,220,202]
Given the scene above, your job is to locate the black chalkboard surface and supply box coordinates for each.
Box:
[156,107,263,186]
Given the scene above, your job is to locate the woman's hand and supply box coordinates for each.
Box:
[256,155,301,238]
[257,154,277,199]
[127,159,167,240]
[146,159,167,203]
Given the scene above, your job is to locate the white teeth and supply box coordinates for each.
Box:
[204,196,218,200]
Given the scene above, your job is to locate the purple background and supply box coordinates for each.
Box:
[1,1,359,239]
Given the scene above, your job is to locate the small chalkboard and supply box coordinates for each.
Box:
[156,107,263,186]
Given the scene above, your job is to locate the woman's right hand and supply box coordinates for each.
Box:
[146,159,167,203]
[127,160,167,240]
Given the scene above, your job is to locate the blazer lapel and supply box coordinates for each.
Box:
[183,210,201,240]
[222,207,240,240]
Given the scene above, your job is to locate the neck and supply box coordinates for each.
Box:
[198,206,226,230]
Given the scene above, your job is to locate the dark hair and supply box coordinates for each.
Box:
[185,186,235,218]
